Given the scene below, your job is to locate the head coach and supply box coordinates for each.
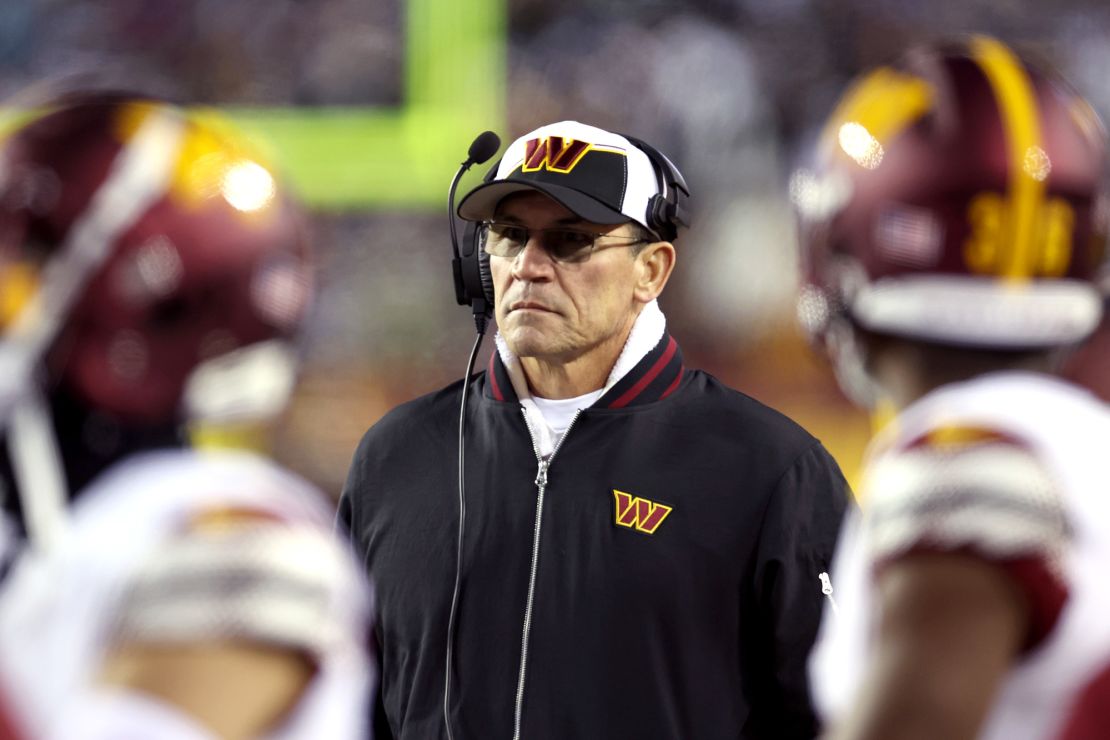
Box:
[339,120,851,740]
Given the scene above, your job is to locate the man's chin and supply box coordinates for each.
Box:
[500,324,566,360]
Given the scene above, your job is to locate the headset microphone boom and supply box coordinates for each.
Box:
[449,130,502,334]
[444,129,501,740]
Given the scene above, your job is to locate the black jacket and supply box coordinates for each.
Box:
[340,334,850,740]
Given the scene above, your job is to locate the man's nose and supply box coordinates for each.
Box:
[510,236,555,280]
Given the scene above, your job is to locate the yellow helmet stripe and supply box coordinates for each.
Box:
[0,262,39,332]
[969,36,1045,281]
[819,66,934,164]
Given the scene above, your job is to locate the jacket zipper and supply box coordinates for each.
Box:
[513,408,582,740]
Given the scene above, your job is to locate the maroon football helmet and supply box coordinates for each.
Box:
[0,93,312,426]
[0,93,313,546]
[794,36,1107,353]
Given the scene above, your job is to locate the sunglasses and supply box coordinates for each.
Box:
[481,221,652,264]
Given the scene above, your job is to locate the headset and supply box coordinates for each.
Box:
[442,130,690,740]
[450,132,691,333]
[443,131,499,740]
[448,131,501,335]
[618,132,691,243]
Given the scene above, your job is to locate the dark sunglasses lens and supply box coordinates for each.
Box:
[485,223,526,257]
[546,230,595,262]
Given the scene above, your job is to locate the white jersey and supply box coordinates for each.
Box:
[811,371,1110,740]
[0,450,374,740]
[46,689,219,740]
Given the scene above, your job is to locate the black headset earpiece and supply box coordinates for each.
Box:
[620,134,690,242]
[448,133,501,334]
[458,220,495,315]
[455,161,500,317]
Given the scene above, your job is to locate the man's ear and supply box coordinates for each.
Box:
[633,241,676,304]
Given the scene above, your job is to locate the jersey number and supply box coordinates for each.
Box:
[963,193,1075,276]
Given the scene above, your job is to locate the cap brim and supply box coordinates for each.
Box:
[456,179,629,225]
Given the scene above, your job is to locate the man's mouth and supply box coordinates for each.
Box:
[509,300,556,314]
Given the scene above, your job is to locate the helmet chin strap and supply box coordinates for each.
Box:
[825,317,886,412]
[825,318,904,443]
[7,390,68,550]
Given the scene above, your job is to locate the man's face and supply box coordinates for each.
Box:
[489,191,646,364]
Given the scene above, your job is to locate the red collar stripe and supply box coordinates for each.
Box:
[606,336,678,409]
[659,363,684,401]
[483,333,684,408]
[487,353,505,402]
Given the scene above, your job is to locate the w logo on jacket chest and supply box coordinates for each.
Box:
[612,490,672,534]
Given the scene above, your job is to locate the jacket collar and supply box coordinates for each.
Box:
[483,331,685,409]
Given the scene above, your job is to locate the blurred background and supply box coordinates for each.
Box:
[4,0,1106,494]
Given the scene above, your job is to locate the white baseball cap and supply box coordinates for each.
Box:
[456,120,671,234]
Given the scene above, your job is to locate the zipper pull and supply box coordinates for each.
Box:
[818,571,840,617]
[535,459,548,488]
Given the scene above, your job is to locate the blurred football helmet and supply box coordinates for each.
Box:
[0,92,313,546]
[794,36,1108,355]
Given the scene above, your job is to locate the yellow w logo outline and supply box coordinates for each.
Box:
[521,137,593,174]
[612,490,672,534]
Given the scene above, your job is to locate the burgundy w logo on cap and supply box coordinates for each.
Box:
[521,137,593,174]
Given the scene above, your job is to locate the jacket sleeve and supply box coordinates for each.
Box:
[337,437,396,740]
[746,442,852,739]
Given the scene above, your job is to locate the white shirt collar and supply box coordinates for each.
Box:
[495,299,667,457]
